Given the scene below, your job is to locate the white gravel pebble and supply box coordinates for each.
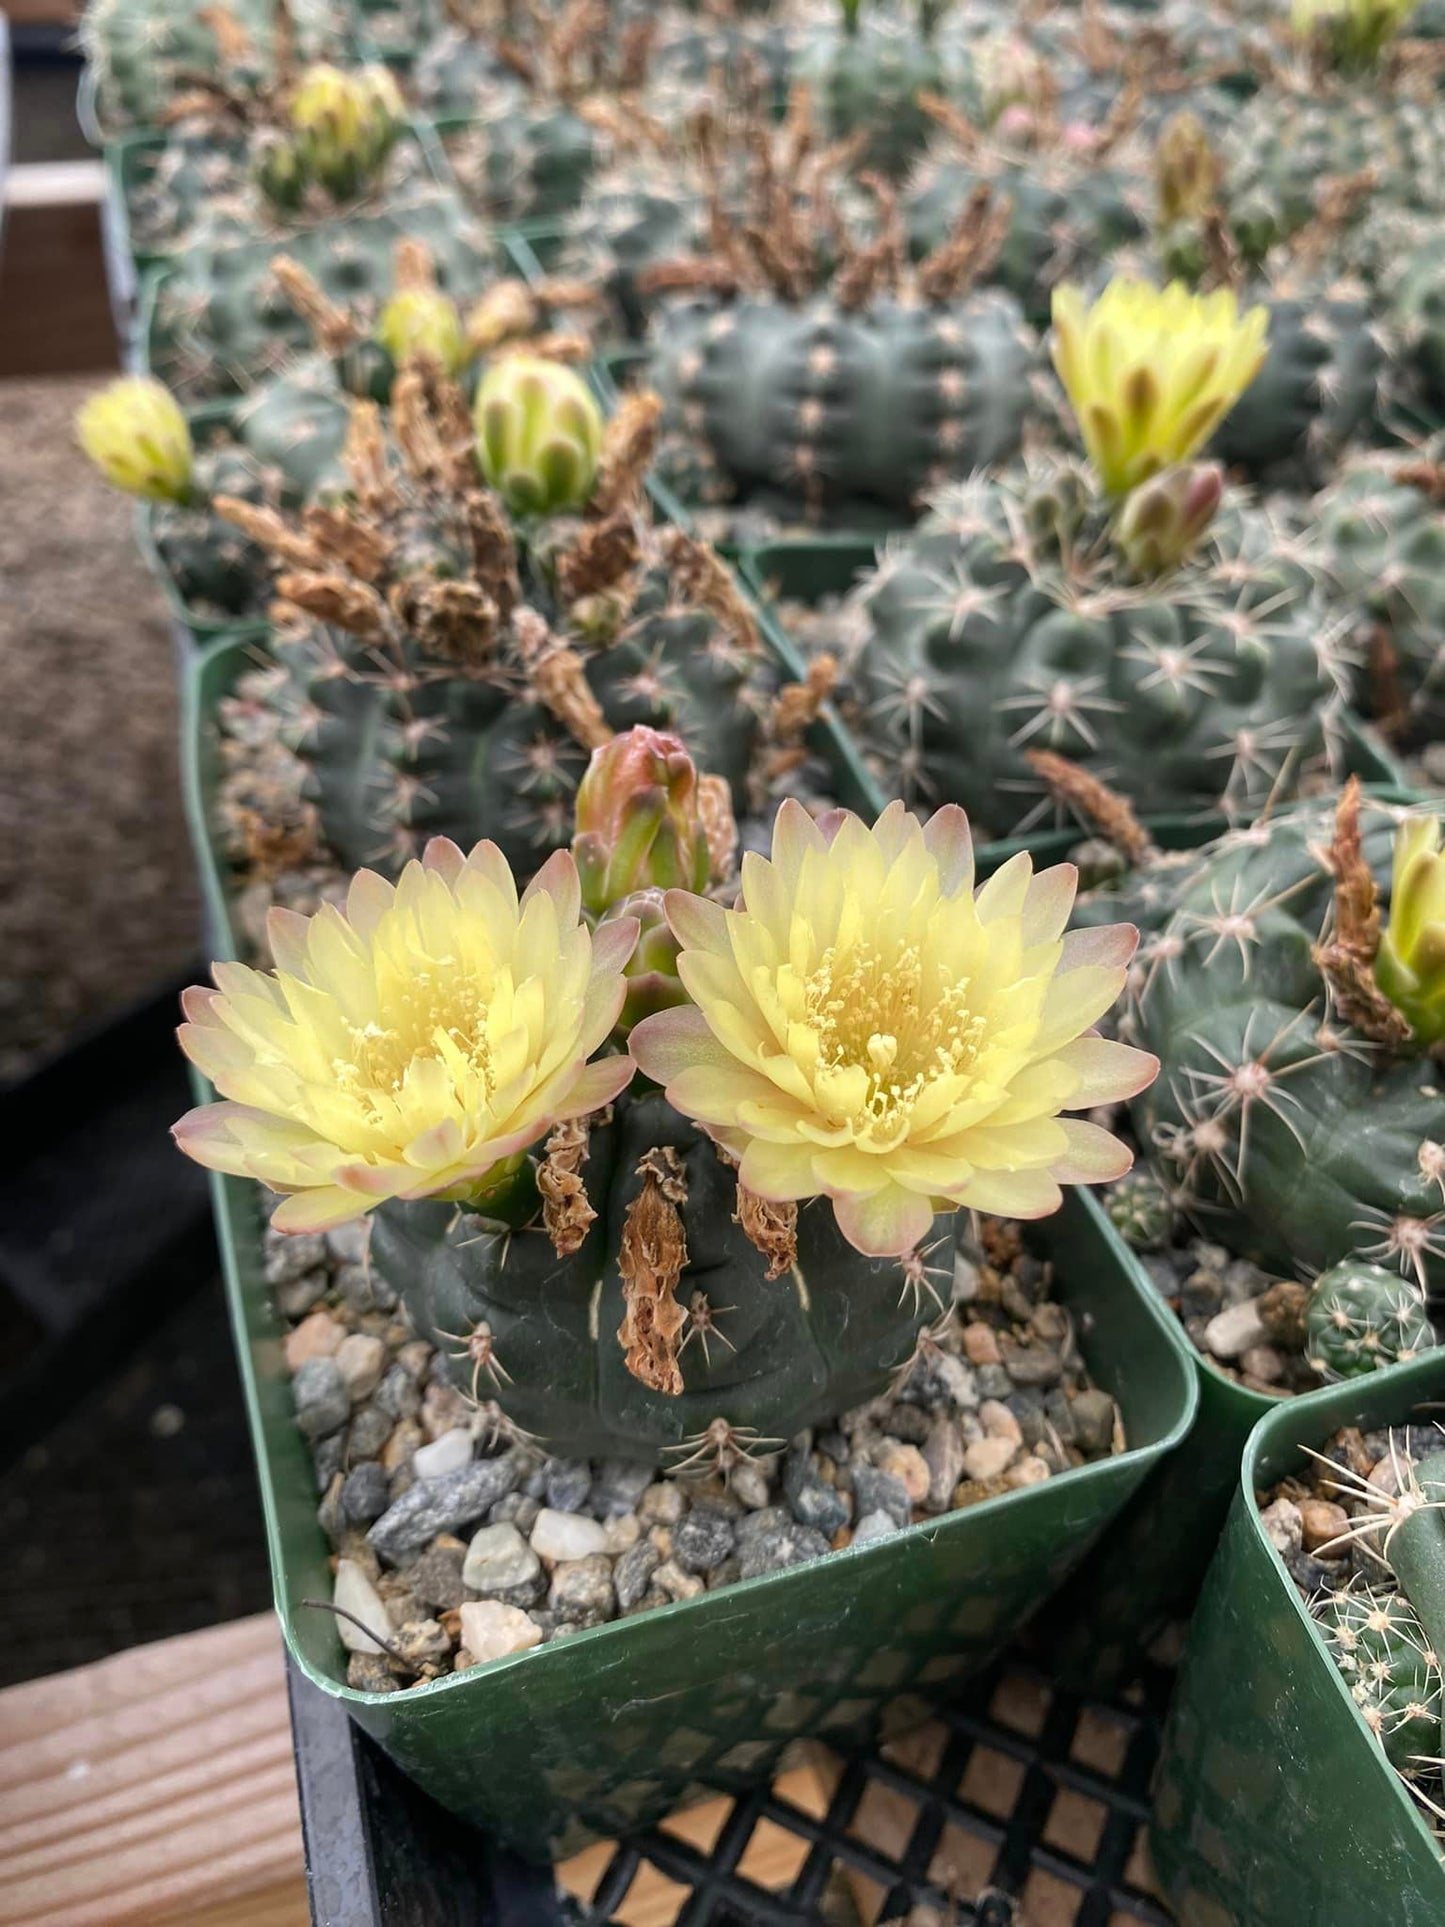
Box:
[530,1507,611,1561]
[459,1599,543,1664]
[411,1428,474,1481]
[334,1560,390,1654]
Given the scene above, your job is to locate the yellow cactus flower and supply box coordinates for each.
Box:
[1377,813,1445,1047]
[75,376,193,503]
[289,63,403,198]
[173,838,639,1232]
[630,801,1156,1257]
[1050,279,1269,497]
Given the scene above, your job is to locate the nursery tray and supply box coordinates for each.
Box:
[1150,1349,1445,1925]
[286,1638,1180,1925]
[742,538,1414,865]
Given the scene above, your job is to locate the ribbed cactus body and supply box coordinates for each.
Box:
[1210,287,1385,481]
[276,536,764,880]
[1389,231,1445,410]
[149,193,492,402]
[647,293,1036,513]
[801,13,956,180]
[1316,468,1445,745]
[1121,798,1445,1302]
[444,105,599,225]
[1305,1259,1437,1380]
[1317,1588,1443,1772]
[904,158,1147,327]
[371,1090,954,1460]
[81,0,342,132]
[848,474,1341,830]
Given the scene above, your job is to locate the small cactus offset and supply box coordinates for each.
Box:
[1120,787,1445,1304]
[1305,1259,1438,1379]
[1106,1170,1180,1253]
[1316,1585,1443,1771]
[172,791,1152,1458]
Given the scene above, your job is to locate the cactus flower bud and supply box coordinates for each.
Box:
[474,354,604,516]
[1292,0,1418,70]
[252,129,309,213]
[289,63,403,201]
[1113,463,1224,579]
[1155,112,1220,226]
[1376,813,1445,1047]
[75,376,194,504]
[607,888,690,1038]
[572,727,711,919]
[376,287,467,375]
[1051,278,1268,496]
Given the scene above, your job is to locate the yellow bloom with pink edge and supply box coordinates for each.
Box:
[173,838,638,1232]
[630,801,1156,1258]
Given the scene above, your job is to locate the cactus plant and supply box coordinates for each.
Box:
[801,0,964,181]
[1121,788,1445,1305]
[173,789,1151,1458]
[1106,1168,1180,1252]
[212,366,780,880]
[1316,1583,1443,1771]
[79,0,343,134]
[1305,1259,1438,1379]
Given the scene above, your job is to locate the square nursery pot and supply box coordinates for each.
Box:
[1149,1351,1445,1926]
[741,539,1411,866]
[180,632,1198,1863]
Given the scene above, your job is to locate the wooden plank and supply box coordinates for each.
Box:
[0,201,119,379]
[0,1614,306,1927]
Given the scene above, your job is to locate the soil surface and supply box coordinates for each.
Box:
[0,377,201,1084]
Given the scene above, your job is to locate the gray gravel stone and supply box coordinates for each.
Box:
[488,1491,541,1534]
[369,1456,519,1564]
[347,1405,394,1461]
[313,1433,345,1489]
[673,1507,737,1573]
[375,1361,422,1421]
[265,1230,328,1287]
[736,1518,831,1581]
[341,1461,391,1527]
[463,1522,542,1596]
[544,1459,593,1513]
[852,1509,902,1546]
[976,1364,1013,1400]
[293,1358,350,1439]
[1070,1390,1117,1456]
[851,1464,911,1528]
[999,1336,1062,1387]
[592,1459,654,1518]
[276,1269,329,1319]
[922,1415,964,1513]
[783,1455,849,1537]
[407,1541,467,1611]
[549,1553,616,1618]
[614,1538,661,1611]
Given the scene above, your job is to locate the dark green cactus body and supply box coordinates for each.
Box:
[370,1090,954,1461]
[801,11,956,181]
[443,106,599,225]
[904,157,1147,327]
[277,535,765,879]
[148,193,493,403]
[1317,1586,1443,1773]
[1122,798,1445,1302]
[1211,287,1385,482]
[1316,467,1445,746]
[1305,1259,1438,1380]
[81,0,342,133]
[647,292,1036,514]
[848,472,1341,832]
[1389,231,1445,412]
[1389,1451,1445,1765]
[410,32,525,119]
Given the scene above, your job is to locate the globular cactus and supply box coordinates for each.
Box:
[1315,462,1445,748]
[1105,1169,1180,1252]
[800,0,962,181]
[648,289,1036,516]
[1305,1259,1438,1378]
[217,370,775,881]
[1316,1585,1443,1772]
[1387,230,1445,413]
[847,468,1342,831]
[148,192,494,402]
[79,0,342,134]
[1118,788,1445,1305]
[442,102,600,226]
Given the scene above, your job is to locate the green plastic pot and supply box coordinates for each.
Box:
[742,537,1410,865]
[180,633,1199,1862]
[1149,1352,1445,1925]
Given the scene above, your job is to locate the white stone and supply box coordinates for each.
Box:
[963,1436,1018,1484]
[334,1560,389,1654]
[412,1428,474,1481]
[978,1399,1023,1445]
[335,1332,387,1401]
[463,1522,541,1594]
[530,1507,611,1561]
[1203,1297,1269,1360]
[458,1599,543,1665]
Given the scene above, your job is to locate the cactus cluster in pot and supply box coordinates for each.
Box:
[171,756,1156,1459]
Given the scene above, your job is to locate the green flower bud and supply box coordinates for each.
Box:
[474,354,604,517]
[1114,463,1224,579]
[289,63,403,201]
[376,287,467,376]
[572,727,711,919]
